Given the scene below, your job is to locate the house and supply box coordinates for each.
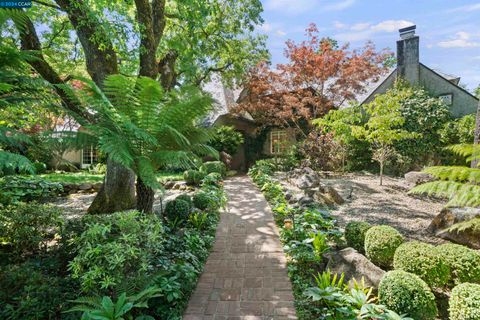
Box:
[359,25,479,117]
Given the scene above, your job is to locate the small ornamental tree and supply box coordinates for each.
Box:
[353,91,416,185]
[235,23,392,133]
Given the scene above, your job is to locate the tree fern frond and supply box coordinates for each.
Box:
[423,166,480,184]
[0,151,34,174]
[410,180,480,207]
[447,144,480,164]
[136,157,161,190]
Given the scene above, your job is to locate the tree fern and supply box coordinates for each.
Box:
[58,74,217,212]
[410,143,480,207]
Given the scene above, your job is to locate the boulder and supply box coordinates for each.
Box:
[326,248,386,288]
[405,171,435,186]
[78,183,93,190]
[429,207,480,249]
[164,180,176,189]
[323,186,344,205]
[93,183,102,191]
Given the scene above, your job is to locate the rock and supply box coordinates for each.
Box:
[298,195,314,206]
[78,183,93,190]
[326,248,386,288]
[405,171,435,186]
[164,180,176,189]
[173,182,186,190]
[93,183,102,191]
[323,186,345,205]
[429,207,480,249]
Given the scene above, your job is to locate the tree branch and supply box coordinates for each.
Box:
[195,62,233,86]
[31,0,62,11]
[54,0,118,87]
[14,14,94,123]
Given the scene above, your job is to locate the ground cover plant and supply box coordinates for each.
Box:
[0,172,227,320]
[248,160,409,319]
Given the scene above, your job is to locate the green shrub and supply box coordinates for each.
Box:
[0,202,63,256]
[202,172,223,187]
[0,175,63,205]
[379,270,438,320]
[0,263,75,320]
[393,241,450,288]
[164,198,191,222]
[175,194,193,210]
[33,162,47,174]
[183,170,204,185]
[200,161,227,177]
[364,225,404,268]
[344,221,371,253]
[193,191,213,210]
[436,243,480,286]
[210,125,244,155]
[69,210,164,293]
[449,283,480,320]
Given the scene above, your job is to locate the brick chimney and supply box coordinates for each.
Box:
[397,25,419,84]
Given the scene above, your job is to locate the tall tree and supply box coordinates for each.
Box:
[236,23,392,134]
[4,0,266,213]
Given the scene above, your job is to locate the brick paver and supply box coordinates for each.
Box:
[183,176,297,320]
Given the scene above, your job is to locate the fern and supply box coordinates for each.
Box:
[59,75,217,191]
[410,142,480,208]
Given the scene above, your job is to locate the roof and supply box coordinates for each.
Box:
[202,73,254,126]
[357,64,479,106]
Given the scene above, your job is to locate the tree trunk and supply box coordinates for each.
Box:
[88,158,136,214]
[472,100,480,168]
[136,177,155,214]
[379,161,384,186]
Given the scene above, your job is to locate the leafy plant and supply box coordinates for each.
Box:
[364,225,404,268]
[210,126,244,155]
[344,221,372,253]
[69,211,164,294]
[67,286,162,320]
[436,243,480,286]
[0,175,63,205]
[192,191,214,210]
[183,169,204,186]
[200,161,227,177]
[393,241,450,288]
[188,212,209,230]
[0,202,63,256]
[164,199,191,223]
[449,283,480,320]
[379,270,438,320]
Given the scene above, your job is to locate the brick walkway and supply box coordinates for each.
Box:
[183,176,297,320]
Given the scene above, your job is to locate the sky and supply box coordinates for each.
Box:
[258,0,480,92]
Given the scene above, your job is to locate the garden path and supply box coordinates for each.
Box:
[183,176,297,320]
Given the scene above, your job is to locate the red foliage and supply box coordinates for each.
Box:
[235,23,393,133]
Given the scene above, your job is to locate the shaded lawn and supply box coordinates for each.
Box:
[39,171,183,184]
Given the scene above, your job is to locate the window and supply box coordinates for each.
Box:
[270,129,288,154]
[439,93,453,106]
[82,146,98,167]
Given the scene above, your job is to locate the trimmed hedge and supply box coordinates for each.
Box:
[364,225,404,268]
[344,221,371,253]
[436,243,480,286]
[449,283,480,320]
[393,241,450,288]
[183,170,205,186]
[175,194,193,210]
[379,270,438,320]
[164,198,191,222]
[193,192,212,211]
[200,161,226,177]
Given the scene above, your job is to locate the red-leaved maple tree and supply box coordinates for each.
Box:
[235,23,393,134]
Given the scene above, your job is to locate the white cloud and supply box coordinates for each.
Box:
[334,21,348,29]
[371,20,414,33]
[276,30,287,37]
[448,3,480,12]
[351,22,371,31]
[264,0,355,15]
[334,19,414,42]
[437,32,480,48]
[258,23,272,33]
[324,0,356,11]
